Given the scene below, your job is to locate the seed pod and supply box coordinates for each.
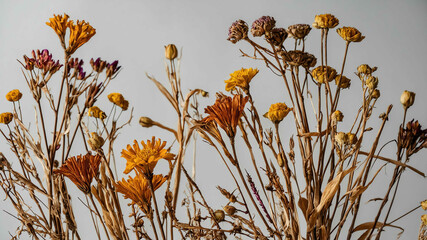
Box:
[371,89,380,99]
[214,210,225,222]
[276,153,285,167]
[223,205,236,216]
[400,90,415,109]
[165,44,178,60]
[139,117,154,128]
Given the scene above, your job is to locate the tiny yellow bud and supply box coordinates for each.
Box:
[400,90,415,109]
[165,44,178,60]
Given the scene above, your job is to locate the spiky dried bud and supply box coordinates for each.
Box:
[165,44,178,60]
[400,90,415,109]
[227,20,248,44]
[251,16,276,37]
[213,210,225,222]
[223,205,236,216]
[139,117,154,128]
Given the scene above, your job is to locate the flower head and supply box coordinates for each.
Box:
[165,44,178,60]
[400,90,415,109]
[0,112,13,125]
[337,27,365,42]
[265,103,292,124]
[312,66,337,84]
[108,93,129,110]
[227,20,249,44]
[281,51,317,68]
[46,14,70,42]
[24,49,62,75]
[121,137,175,175]
[333,110,344,122]
[251,16,276,37]
[6,89,22,102]
[335,75,351,89]
[87,106,106,120]
[422,214,427,226]
[265,28,288,46]
[313,14,339,29]
[54,153,102,194]
[287,24,312,39]
[203,94,249,138]
[115,174,167,213]
[398,120,427,155]
[66,20,96,54]
[366,76,378,90]
[87,132,105,151]
[421,200,427,211]
[357,64,377,76]
[106,60,121,78]
[90,58,107,73]
[224,68,259,92]
[335,132,348,147]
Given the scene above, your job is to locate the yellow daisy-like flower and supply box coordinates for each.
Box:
[224,68,259,92]
[108,93,129,111]
[312,66,337,84]
[66,20,96,54]
[115,174,167,213]
[265,102,292,124]
[313,14,339,29]
[0,112,13,125]
[121,137,175,175]
[421,200,427,211]
[6,89,22,102]
[87,106,106,120]
[337,27,365,42]
[46,14,70,42]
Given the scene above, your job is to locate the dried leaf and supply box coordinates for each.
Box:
[146,73,179,113]
[298,197,308,220]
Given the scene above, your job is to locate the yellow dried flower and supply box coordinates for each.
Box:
[312,66,337,84]
[346,133,357,145]
[421,200,427,210]
[400,90,415,109]
[87,106,106,120]
[265,103,292,124]
[66,20,96,54]
[224,68,259,92]
[333,110,344,122]
[337,27,365,42]
[313,14,339,29]
[422,214,427,226]
[0,112,13,125]
[87,132,105,151]
[366,76,378,90]
[357,64,377,75]
[335,132,347,147]
[165,44,178,60]
[335,75,351,89]
[46,14,70,42]
[6,89,22,102]
[108,93,129,111]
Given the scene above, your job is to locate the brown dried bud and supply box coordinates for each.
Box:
[87,132,104,151]
[287,24,311,39]
[400,90,415,109]
[346,133,357,145]
[357,64,376,75]
[200,90,209,97]
[213,210,225,222]
[227,20,248,44]
[223,205,236,216]
[165,44,178,60]
[276,153,285,167]
[139,117,154,128]
[266,28,288,46]
[335,75,351,89]
[366,76,378,90]
[335,132,347,147]
[371,89,380,99]
[333,110,344,122]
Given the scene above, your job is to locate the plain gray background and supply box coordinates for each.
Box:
[0,0,426,239]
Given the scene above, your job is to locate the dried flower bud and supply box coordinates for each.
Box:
[366,76,378,90]
[266,28,288,46]
[422,214,427,226]
[276,153,285,167]
[400,90,415,109]
[106,60,121,78]
[312,66,337,84]
[227,20,248,44]
[265,102,293,124]
[108,92,129,110]
[335,75,351,89]
[6,89,23,102]
[87,132,104,151]
[223,205,236,216]
[0,112,13,125]
[213,210,225,222]
[87,106,106,120]
[281,50,312,67]
[346,133,357,145]
[90,57,107,73]
[139,117,154,128]
[335,132,347,147]
[251,16,276,37]
[165,44,178,60]
[313,14,339,29]
[337,27,365,42]
[287,24,311,39]
[333,110,344,122]
[200,90,209,97]
[371,89,380,99]
[357,64,376,75]
[421,200,427,211]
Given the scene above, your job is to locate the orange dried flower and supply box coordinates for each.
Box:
[66,20,96,54]
[6,89,22,102]
[203,94,249,138]
[87,106,106,120]
[265,102,292,124]
[121,137,175,175]
[46,14,70,42]
[224,68,259,92]
[312,66,337,84]
[108,93,129,111]
[337,27,365,42]
[0,112,13,125]
[313,14,339,29]
[54,153,102,194]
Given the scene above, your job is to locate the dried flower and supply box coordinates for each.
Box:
[108,93,129,110]
[366,76,378,90]
[213,210,225,222]
[115,174,167,213]
[121,137,175,175]
[333,110,344,122]
[87,132,104,151]
[281,51,317,68]
[66,20,96,54]
[371,89,381,99]
[337,27,365,42]
[346,133,357,145]
[0,112,13,125]
[313,14,339,29]
[265,102,292,124]
[224,68,259,92]
[227,20,248,43]
[400,90,415,109]
[203,94,249,138]
[251,16,276,37]
[335,132,348,147]
[335,75,351,89]
[422,214,427,226]
[357,64,377,75]
[25,49,62,75]
[87,106,106,120]
[421,200,427,210]
[287,24,311,39]
[398,120,427,155]
[6,89,22,102]
[223,205,236,216]
[90,58,107,73]
[46,14,70,42]
[312,66,337,84]
[68,58,86,80]
[266,28,288,46]
[106,60,121,78]
[139,117,154,128]
[54,153,102,194]
[165,44,178,60]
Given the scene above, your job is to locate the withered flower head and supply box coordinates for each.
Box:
[223,205,236,216]
[281,50,317,68]
[165,44,178,60]
[227,20,249,44]
[337,27,365,42]
[346,133,358,145]
[266,28,288,46]
[335,132,348,147]
[90,58,107,73]
[66,20,96,55]
[6,89,22,102]
[398,120,427,155]
[366,76,378,90]
[357,64,377,75]
[335,75,351,89]
[203,94,249,138]
[106,60,121,78]
[115,173,167,213]
[87,106,106,120]
[371,89,381,99]
[214,210,225,222]
[224,68,259,92]
[121,137,175,175]
[46,14,70,42]
[87,132,105,151]
[54,153,102,194]
[421,200,427,211]
[28,49,62,75]
[287,24,311,39]
[251,16,276,37]
[139,117,154,128]
[312,66,337,84]
[400,90,415,109]
[333,110,343,122]
[68,58,86,80]
[313,14,339,29]
[422,214,427,226]
[265,102,293,124]
[0,112,13,125]
[108,92,129,111]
